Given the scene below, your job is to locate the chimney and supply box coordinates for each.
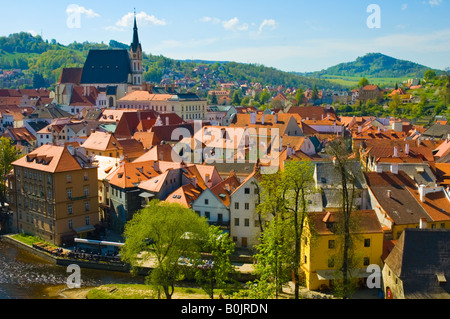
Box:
[405,143,410,155]
[419,184,426,202]
[387,190,392,198]
[390,164,398,175]
[420,218,427,229]
[261,114,265,125]
[393,146,399,157]
[287,143,293,158]
[274,113,278,124]
[250,112,257,124]
[165,116,169,126]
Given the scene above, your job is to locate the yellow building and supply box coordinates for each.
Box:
[302,210,384,291]
[10,144,99,246]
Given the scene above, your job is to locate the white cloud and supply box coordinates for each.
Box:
[66,4,100,18]
[116,11,166,28]
[401,4,408,10]
[258,19,277,34]
[200,17,221,24]
[429,0,443,6]
[222,17,249,32]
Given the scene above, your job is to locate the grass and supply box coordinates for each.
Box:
[10,233,47,246]
[86,284,212,299]
[317,74,410,88]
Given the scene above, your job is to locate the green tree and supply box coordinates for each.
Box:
[195,226,236,299]
[231,91,241,106]
[0,137,20,206]
[424,69,436,83]
[209,92,218,105]
[325,138,360,299]
[358,77,369,88]
[311,85,319,101]
[121,201,209,299]
[295,87,304,105]
[256,160,317,299]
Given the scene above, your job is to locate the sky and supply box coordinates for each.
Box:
[0,0,449,73]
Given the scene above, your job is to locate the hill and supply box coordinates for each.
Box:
[0,32,341,91]
[296,53,441,87]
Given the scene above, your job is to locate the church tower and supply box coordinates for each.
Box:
[130,11,143,86]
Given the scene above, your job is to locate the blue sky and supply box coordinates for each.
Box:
[1,0,449,72]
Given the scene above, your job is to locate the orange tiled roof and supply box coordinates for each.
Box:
[12,144,82,173]
[107,160,158,189]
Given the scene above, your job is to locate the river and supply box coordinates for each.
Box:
[0,239,145,299]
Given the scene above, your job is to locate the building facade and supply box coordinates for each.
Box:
[9,145,99,246]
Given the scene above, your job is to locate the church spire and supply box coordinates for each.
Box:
[131,9,141,53]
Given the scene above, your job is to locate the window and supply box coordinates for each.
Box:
[85,201,90,211]
[364,257,370,266]
[234,202,239,210]
[84,173,88,181]
[328,240,335,249]
[328,258,335,268]
[205,199,209,205]
[68,219,73,229]
[67,189,72,199]
[244,219,250,227]
[244,188,250,194]
[234,218,239,226]
[66,175,71,183]
[205,212,210,220]
[85,216,90,226]
[68,204,73,215]
[364,238,371,247]
[245,203,250,210]
[441,223,445,229]
[84,186,89,196]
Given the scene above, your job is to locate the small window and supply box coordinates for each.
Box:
[234,218,239,226]
[364,257,370,266]
[245,203,250,210]
[328,258,335,268]
[205,212,210,220]
[244,219,250,227]
[328,240,335,249]
[66,175,71,183]
[244,188,250,194]
[364,238,371,247]
[234,202,239,210]
[205,199,209,205]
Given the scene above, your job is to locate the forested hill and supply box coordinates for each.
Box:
[0,32,341,90]
[303,53,439,79]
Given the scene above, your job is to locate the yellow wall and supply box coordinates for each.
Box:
[302,227,384,291]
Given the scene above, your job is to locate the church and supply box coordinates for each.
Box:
[56,13,144,108]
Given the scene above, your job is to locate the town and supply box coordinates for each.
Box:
[0,13,450,301]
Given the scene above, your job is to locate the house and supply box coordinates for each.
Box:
[302,210,384,291]
[105,160,159,233]
[229,170,265,249]
[357,85,383,102]
[3,127,37,153]
[191,173,241,232]
[382,228,450,299]
[314,160,370,212]
[364,170,450,241]
[421,124,450,140]
[9,145,99,246]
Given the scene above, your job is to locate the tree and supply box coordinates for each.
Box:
[194,226,236,299]
[0,137,20,207]
[325,137,360,299]
[121,201,210,299]
[256,160,317,299]
[295,87,304,105]
[209,92,218,105]
[311,85,319,101]
[358,77,369,88]
[260,89,271,105]
[424,69,436,83]
[231,91,241,106]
